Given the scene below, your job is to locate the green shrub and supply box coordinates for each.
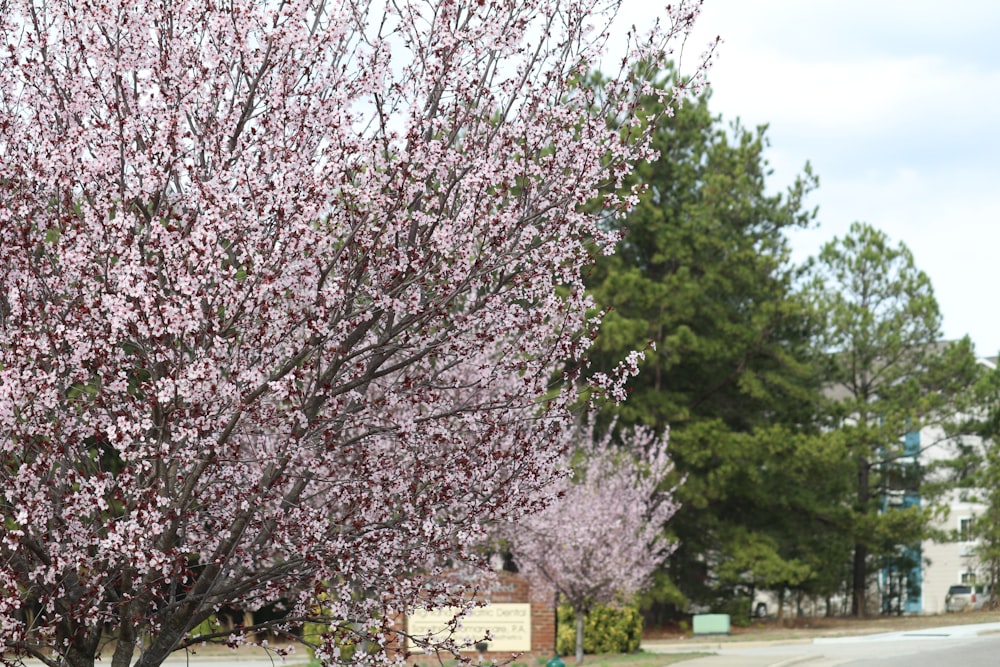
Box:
[556,603,642,655]
[188,617,217,639]
[714,596,751,627]
[302,620,328,650]
[302,621,368,662]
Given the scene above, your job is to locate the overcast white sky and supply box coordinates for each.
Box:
[613,1,1000,356]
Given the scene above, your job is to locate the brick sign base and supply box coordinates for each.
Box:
[404,572,555,662]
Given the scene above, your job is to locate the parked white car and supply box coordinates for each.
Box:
[945,583,992,611]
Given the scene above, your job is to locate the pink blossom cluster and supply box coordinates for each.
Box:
[506,425,679,613]
[0,1,708,666]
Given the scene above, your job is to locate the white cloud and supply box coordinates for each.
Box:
[612,0,1000,355]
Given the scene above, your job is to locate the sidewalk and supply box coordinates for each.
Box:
[643,638,821,667]
[657,657,819,667]
[641,620,1000,666]
[644,638,814,652]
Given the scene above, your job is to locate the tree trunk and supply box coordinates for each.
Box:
[58,629,100,667]
[111,624,137,667]
[852,455,871,618]
[553,591,560,655]
[575,610,585,665]
[991,556,1000,609]
[56,616,101,667]
[63,644,97,667]
[852,537,870,617]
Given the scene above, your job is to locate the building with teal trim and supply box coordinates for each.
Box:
[917,402,991,614]
[879,430,923,614]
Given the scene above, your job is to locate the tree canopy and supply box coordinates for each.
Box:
[585,77,838,614]
[0,2,712,665]
[508,426,676,664]
[808,221,979,616]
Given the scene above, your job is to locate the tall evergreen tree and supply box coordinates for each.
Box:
[586,77,839,614]
[808,222,979,616]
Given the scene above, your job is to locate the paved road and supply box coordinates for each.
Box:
[644,622,1000,666]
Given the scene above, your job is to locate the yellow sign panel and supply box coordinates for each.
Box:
[407,604,532,652]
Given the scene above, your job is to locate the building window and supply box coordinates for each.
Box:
[961,517,975,542]
[962,570,977,585]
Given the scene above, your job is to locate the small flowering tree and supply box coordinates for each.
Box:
[507,427,678,664]
[0,1,712,666]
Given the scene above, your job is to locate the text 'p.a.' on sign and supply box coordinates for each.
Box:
[407,603,532,652]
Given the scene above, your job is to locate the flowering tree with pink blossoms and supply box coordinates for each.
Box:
[0,1,712,666]
[506,426,677,664]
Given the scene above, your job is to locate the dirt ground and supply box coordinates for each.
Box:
[642,609,1000,643]
[117,610,1000,659]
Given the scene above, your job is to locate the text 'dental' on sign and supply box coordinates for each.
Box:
[406,604,532,652]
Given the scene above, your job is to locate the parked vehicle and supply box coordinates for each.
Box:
[945,584,992,611]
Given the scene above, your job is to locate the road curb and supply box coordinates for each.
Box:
[643,638,814,652]
[770,657,820,667]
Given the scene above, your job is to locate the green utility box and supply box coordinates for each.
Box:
[692,613,731,636]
